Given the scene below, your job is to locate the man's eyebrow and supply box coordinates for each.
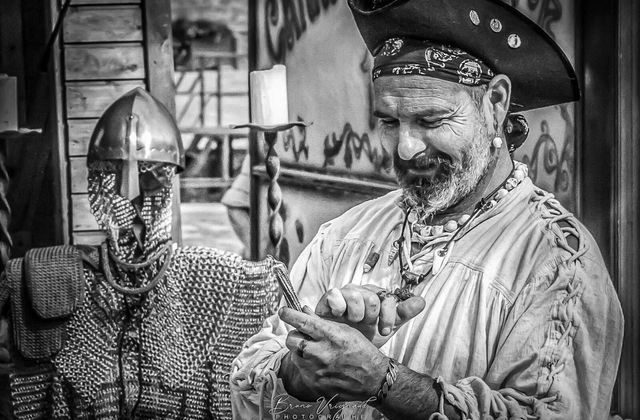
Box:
[373,108,457,119]
[373,110,393,118]
[415,107,456,118]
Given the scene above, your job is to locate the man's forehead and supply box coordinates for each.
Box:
[374,75,476,105]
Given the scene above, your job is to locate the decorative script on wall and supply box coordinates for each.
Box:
[265,0,340,62]
[520,104,574,195]
[282,117,310,163]
[507,0,563,35]
[323,123,392,174]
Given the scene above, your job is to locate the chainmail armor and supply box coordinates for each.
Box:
[8,247,280,419]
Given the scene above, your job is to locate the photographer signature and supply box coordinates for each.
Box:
[269,393,378,419]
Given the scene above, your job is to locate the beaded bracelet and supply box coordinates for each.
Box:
[375,358,399,403]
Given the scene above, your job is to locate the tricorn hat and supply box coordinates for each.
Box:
[348,0,580,111]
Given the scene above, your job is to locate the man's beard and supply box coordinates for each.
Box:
[395,127,492,222]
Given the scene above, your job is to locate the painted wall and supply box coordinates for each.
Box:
[509,0,578,211]
[253,0,578,263]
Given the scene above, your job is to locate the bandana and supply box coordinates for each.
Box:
[372,38,495,86]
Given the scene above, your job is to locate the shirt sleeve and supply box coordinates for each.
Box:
[221,155,251,209]
[230,222,334,419]
[435,256,623,420]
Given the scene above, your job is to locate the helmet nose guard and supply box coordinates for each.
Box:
[87,88,185,175]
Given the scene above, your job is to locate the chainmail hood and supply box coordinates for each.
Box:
[87,160,176,263]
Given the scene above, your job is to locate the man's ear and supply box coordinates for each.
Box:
[482,74,512,132]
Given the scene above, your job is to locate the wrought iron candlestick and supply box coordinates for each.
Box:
[233,122,309,260]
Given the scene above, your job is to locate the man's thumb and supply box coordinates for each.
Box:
[396,296,426,324]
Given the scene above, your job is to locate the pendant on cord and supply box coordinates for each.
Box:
[388,240,400,266]
[432,245,452,275]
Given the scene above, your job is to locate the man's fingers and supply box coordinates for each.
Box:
[378,295,397,336]
[302,305,316,316]
[316,288,347,318]
[362,291,381,324]
[342,287,365,323]
[396,296,426,324]
[280,307,325,340]
[361,284,384,294]
[285,330,308,353]
[327,288,347,317]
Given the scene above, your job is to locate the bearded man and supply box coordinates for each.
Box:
[230,1,623,419]
[0,88,279,419]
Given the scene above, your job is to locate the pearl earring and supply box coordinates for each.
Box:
[492,136,503,149]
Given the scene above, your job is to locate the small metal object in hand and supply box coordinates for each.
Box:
[272,262,303,312]
[392,287,415,301]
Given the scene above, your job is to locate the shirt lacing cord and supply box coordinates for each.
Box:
[531,192,590,266]
[530,191,586,401]
[429,376,449,420]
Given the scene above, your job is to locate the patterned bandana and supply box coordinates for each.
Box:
[372,38,495,86]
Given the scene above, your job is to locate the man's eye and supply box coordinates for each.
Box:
[379,118,398,126]
[420,119,444,128]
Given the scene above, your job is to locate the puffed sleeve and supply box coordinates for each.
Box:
[434,256,623,420]
[230,222,335,419]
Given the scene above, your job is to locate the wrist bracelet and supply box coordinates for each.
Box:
[375,358,399,403]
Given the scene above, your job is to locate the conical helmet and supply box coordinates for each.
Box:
[87,88,184,201]
[87,87,185,170]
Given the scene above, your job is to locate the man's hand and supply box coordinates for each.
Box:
[315,284,425,347]
[278,307,388,402]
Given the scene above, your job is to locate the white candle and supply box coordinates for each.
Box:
[249,65,289,126]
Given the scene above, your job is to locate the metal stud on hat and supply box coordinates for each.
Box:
[508,34,522,49]
[469,10,480,26]
[490,18,503,32]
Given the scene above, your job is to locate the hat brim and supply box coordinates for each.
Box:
[349,0,580,111]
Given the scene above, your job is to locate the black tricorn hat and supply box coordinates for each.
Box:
[348,0,580,111]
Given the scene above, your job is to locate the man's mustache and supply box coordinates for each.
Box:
[394,151,454,172]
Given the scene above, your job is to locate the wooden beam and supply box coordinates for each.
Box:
[65,80,145,118]
[65,43,146,81]
[142,0,174,114]
[47,0,70,244]
[252,166,397,195]
[142,0,181,244]
[64,6,143,43]
[69,157,88,193]
[67,119,98,156]
[71,194,98,231]
[616,1,640,417]
[0,0,26,125]
[71,0,140,4]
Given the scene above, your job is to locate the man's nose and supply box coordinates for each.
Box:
[397,125,427,161]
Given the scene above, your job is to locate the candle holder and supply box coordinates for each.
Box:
[232,121,310,261]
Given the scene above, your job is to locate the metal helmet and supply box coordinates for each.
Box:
[87,88,185,200]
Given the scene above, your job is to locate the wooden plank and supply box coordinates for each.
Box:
[64,6,143,43]
[72,230,106,245]
[72,0,140,4]
[66,80,144,118]
[180,177,232,189]
[68,119,98,156]
[65,43,146,80]
[70,157,88,193]
[71,194,98,231]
